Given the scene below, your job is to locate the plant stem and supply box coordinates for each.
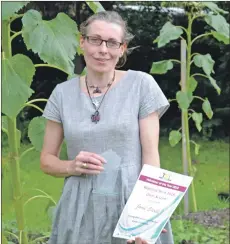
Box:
[191,52,201,58]
[190,140,197,146]
[185,13,197,212]
[192,73,209,79]
[170,59,181,64]
[24,103,44,113]
[193,96,205,102]
[7,118,29,244]
[2,21,12,57]
[179,113,192,132]
[26,98,48,104]
[188,108,196,113]
[10,14,24,23]
[34,64,69,75]
[10,31,22,42]
[30,234,50,244]
[176,25,189,36]
[24,195,52,207]
[19,147,35,163]
[168,98,177,103]
[2,127,8,135]
[191,33,213,46]
[4,231,19,241]
[191,13,205,23]
[2,18,29,244]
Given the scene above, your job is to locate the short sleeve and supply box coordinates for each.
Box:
[42,85,62,123]
[139,73,170,119]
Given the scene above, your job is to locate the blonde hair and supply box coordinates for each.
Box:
[80,11,134,68]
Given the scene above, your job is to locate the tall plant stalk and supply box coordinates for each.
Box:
[2,21,29,244]
[183,13,197,212]
[181,39,189,214]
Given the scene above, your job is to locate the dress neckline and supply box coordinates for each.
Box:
[77,69,131,98]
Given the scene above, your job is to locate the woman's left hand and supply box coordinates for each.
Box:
[127,237,148,244]
[127,229,167,244]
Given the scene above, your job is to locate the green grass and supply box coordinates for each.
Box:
[159,138,229,212]
[2,144,63,232]
[2,138,229,234]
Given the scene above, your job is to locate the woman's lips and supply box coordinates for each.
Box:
[94,58,109,62]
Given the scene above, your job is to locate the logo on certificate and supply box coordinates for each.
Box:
[159,172,172,181]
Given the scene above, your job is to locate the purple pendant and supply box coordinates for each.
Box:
[91,111,100,123]
[93,87,102,93]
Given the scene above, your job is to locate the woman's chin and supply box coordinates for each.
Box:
[91,65,113,73]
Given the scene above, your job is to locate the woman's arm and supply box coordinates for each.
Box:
[40,120,105,178]
[138,111,168,238]
[40,120,73,177]
[139,112,160,167]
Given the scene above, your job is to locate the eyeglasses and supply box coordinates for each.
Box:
[84,36,123,49]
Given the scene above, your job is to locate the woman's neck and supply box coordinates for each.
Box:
[86,69,116,87]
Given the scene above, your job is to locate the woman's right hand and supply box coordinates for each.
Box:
[67,151,106,176]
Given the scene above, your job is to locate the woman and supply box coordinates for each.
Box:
[41,11,174,244]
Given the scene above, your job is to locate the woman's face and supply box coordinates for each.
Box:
[80,20,126,73]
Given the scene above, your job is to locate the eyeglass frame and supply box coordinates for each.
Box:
[83,35,124,49]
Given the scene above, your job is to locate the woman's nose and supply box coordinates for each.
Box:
[98,41,108,53]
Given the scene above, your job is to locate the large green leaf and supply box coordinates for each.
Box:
[2,2,29,21]
[22,10,78,75]
[176,91,193,110]
[188,77,198,93]
[154,22,183,48]
[169,130,182,147]
[150,60,173,74]
[86,2,105,13]
[202,98,213,119]
[203,2,228,15]
[2,54,35,119]
[208,76,221,95]
[28,116,68,159]
[211,31,230,45]
[193,54,215,76]
[28,116,46,151]
[204,14,229,38]
[76,31,83,55]
[192,112,203,132]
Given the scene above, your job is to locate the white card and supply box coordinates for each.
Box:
[113,164,193,243]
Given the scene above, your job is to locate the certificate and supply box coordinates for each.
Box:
[113,164,193,243]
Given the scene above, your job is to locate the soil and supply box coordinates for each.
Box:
[181,208,229,228]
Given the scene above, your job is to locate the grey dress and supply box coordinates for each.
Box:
[43,70,174,244]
